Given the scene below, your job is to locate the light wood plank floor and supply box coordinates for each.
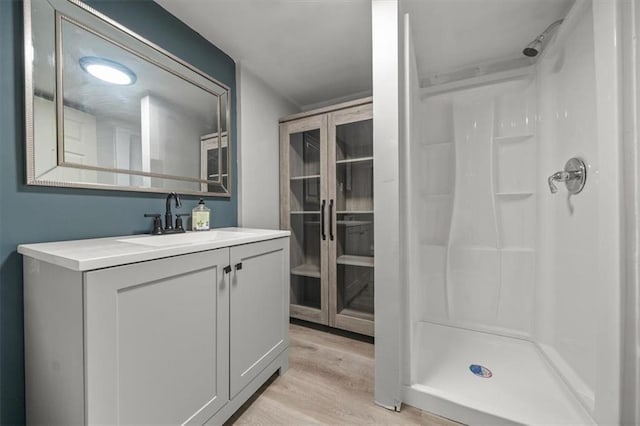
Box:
[226,323,460,425]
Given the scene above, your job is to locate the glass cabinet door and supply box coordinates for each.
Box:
[280,115,328,325]
[328,104,374,336]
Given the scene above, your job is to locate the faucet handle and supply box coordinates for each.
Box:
[547,171,568,194]
[547,173,560,194]
[144,213,163,235]
[547,157,587,195]
[175,213,190,232]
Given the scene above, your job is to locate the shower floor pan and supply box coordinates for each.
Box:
[403,322,594,425]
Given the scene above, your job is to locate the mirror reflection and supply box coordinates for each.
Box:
[27,0,231,196]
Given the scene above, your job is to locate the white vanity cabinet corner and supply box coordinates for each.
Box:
[22,232,289,426]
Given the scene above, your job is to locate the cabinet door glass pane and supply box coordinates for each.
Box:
[336,119,373,161]
[337,264,373,318]
[336,161,373,212]
[289,128,322,310]
[290,129,320,178]
[336,213,374,320]
[290,213,321,309]
[336,213,374,317]
[291,274,321,310]
[290,178,320,212]
[334,117,374,321]
[335,120,373,213]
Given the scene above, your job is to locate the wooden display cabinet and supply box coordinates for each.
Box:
[280,98,374,336]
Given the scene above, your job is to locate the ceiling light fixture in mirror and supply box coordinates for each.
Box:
[79,56,137,85]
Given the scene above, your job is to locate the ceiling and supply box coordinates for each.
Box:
[155,0,373,109]
[155,0,574,109]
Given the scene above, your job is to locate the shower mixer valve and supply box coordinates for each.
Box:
[547,157,587,195]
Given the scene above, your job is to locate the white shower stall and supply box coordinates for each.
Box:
[372,0,637,424]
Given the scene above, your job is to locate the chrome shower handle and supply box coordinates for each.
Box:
[548,157,587,195]
[547,170,580,193]
[547,171,566,194]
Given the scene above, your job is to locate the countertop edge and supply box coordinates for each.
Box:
[18,228,290,272]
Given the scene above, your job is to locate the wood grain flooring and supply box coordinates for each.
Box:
[225,323,460,425]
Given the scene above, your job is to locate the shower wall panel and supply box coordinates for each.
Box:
[414,80,537,337]
[535,2,599,411]
[448,95,501,325]
[410,96,454,324]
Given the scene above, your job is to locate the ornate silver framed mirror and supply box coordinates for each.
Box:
[24,0,232,196]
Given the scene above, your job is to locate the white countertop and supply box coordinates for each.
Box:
[18,227,290,272]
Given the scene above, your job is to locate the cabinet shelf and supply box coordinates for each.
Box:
[291,263,321,278]
[337,255,374,268]
[290,211,320,215]
[337,220,372,226]
[336,210,373,215]
[290,175,321,181]
[336,156,373,165]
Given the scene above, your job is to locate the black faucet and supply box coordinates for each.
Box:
[165,192,181,231]
[143,193,186,235]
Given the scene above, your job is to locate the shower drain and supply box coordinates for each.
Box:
[469,364,492,378]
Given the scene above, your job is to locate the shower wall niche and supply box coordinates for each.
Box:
[412,79,537,337]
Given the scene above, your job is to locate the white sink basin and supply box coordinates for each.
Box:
[118,230,256,247]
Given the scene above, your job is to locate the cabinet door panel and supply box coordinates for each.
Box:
[84,249,229,425]
[280,115,329,325]
[328,103,375,336]
[230,238,289,397]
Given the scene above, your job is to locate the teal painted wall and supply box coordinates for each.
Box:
[0,1,237,423]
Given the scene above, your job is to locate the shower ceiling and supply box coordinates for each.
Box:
[156,0,573,107]
[402,0,574,84]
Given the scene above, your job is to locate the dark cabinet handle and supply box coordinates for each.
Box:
[235,262,243,271]
[321,200,326,241]
[329,199,334,241]
[223,265,232,274]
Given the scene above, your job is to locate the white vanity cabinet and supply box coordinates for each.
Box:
[20,229,289,426]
